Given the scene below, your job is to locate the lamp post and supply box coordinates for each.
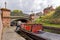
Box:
[5,2,7,9]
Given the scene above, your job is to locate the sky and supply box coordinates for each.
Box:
[0,0,60,14]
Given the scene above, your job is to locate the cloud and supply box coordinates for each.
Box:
[20,0,34,12]
[31,0,48,13]
[0,0,6,8]
[52,0,60,8]
[0,0,60,14]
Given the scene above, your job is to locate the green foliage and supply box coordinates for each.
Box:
[56,6,60,11]
[12,10,22,13]
[52,6,60,18]
[45,6,60,24]
[49,18,60,24]
[35,6,60,24]
[34,18,42,24]
[11,10,25,16]
[49,6,60,24]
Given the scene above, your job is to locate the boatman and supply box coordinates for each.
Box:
[15,21,22,31]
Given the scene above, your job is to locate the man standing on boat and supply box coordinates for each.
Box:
[15,21,22,31]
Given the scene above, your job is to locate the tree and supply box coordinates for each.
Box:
[11,10,24,16]
[52,6,60,18]
[12,10,23,13]
[48,6,60,24]
[35,6,60,24]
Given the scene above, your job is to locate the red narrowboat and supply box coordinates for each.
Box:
[21,24,43,33]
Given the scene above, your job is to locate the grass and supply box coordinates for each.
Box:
[42,23,60,34]
[42,23,60,28]
[35,18,60,28]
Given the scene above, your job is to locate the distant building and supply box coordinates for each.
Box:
[43,6,55,15]
[29,13,35,20]
[36,12,42,16]
[29,12,42,19]
[29,12,40,22]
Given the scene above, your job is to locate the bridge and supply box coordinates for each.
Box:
[10,16,29,22]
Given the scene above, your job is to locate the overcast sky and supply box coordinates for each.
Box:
[0,0,60,14]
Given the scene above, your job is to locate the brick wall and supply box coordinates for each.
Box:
[0,14,3,40]
[1,8,11,27]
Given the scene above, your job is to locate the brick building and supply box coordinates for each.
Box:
[0,8,11,27]
[43,6,55,15]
